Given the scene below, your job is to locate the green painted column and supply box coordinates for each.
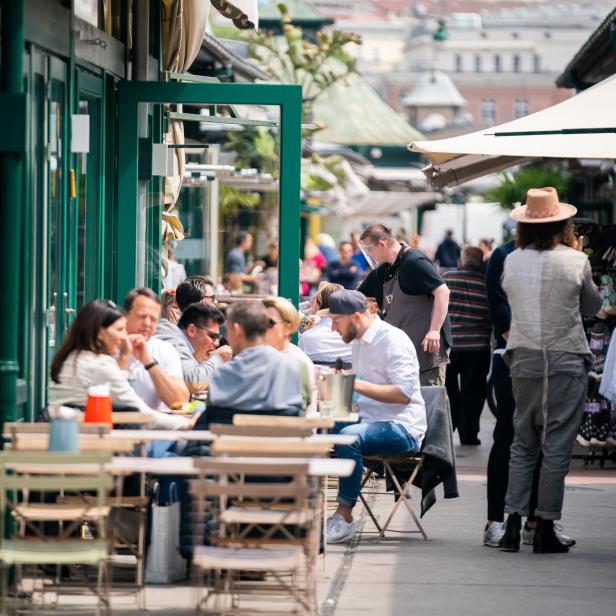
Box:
[0,0,25,435]
[278,86,302,306]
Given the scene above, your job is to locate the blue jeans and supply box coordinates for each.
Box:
[335,421,418,507]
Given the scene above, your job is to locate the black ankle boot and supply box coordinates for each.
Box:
[499,513,521,552]
[533,518,570,553]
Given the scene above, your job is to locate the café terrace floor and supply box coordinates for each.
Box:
[53,413,616,615]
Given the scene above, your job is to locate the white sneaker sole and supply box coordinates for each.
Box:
[327,524,356,544]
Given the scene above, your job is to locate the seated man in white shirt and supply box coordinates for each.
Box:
[119,288,189,410]
[320,290,427,543]
[299,283,353,367]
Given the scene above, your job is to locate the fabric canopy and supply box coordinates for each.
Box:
[339,191,443,220]
[408,74,616,188]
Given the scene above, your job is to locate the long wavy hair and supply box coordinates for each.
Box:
[50,299,126,383]
[515,219,577,251]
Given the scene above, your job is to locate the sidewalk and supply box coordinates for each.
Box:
[322,413,616,616]
[113,412,616,614]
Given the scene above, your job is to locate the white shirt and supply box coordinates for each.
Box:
[352,317,426,446]
[299,317,353,365]
[128,336,184,410]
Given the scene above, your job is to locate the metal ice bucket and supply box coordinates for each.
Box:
[317,372,355,417]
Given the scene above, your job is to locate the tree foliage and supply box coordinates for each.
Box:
[487,163,573,210]
[246,3,361,103]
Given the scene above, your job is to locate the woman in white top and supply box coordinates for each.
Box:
[263,296,318,415]
[299,283,353,367]
[48,299,189,430]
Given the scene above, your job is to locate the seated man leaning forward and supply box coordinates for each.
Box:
[207,300,305,415]
[321,290,427,544]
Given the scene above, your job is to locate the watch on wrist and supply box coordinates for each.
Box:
[144,360,159,371]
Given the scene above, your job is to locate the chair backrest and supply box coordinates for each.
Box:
[194,406,302,430]
[210,436,332,458]
[233,414,334,430]
[110,412,154,426]
[209,423,313,438]
[189,459,316,549]
[9,434,136,453]
[5,422,110,436]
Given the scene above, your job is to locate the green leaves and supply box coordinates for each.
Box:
[487,163,573,210]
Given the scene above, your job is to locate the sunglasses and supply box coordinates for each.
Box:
[195,325,221,341]
[268,318,285,328]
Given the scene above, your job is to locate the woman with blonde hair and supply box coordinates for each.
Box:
[300,283,353,367]
[263,296,317,415]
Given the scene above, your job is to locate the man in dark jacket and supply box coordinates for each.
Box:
[435,229,461,269]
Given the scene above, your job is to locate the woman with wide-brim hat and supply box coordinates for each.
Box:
[498,187,602,554]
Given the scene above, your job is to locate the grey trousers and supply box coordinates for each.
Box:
[504,373,587,520]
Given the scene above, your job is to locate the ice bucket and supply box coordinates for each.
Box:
[48,406,80,453]
[318,372,355,417]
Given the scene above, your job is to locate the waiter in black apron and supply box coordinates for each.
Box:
[357,224,452,386]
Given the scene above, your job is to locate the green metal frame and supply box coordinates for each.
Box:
[116,81,302,305]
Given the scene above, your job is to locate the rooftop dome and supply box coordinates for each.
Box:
[402,71,467,108]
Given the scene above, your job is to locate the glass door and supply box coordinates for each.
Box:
[72,70,104,310]
[27,51,69,416]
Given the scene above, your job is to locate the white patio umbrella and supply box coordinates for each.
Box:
[408,74,616,188]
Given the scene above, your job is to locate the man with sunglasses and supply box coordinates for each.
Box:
[357,224,452,386]
[158,302,230,394]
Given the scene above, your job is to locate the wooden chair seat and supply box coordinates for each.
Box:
[0,539,108,566]
[363,454,423,464]
[58,494,148,508]
[193,545,303,572]
[220,506,309,526]
[13,503,110,522]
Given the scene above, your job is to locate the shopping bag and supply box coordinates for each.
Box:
[145,482,187,583]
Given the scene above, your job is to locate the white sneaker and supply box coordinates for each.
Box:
[327,512,355,544]
[483,521,505,547]
[521,522,576,547]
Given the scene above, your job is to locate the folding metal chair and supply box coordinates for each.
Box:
[358,453,428,540]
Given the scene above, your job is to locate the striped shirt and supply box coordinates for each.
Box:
[442,268,491,351]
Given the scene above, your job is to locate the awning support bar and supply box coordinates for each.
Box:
[167,110,278,128]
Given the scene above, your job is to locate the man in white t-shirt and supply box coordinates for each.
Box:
[318,290,427,544]
[119,288,189,411]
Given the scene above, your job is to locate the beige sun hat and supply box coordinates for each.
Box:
[511,187,577,224]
